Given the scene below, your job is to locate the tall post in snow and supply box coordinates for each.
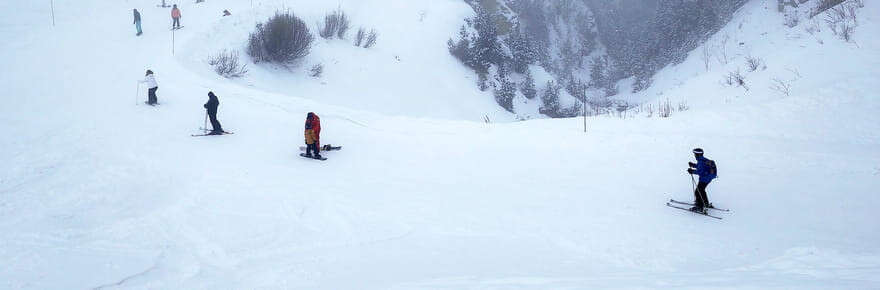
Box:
[583,87,588,133]
[50,0,55,26]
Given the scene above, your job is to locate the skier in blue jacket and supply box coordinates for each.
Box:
[687,148,717,212]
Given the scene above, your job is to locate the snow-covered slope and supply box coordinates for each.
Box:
[1,0,879,289]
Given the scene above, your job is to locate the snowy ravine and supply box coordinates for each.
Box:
[1,0,879,289]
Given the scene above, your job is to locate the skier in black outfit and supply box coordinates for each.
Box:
[687,148,717,212]
[204,92,224,135]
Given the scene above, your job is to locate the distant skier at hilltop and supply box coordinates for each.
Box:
[171,5,182,29]
[203,92,224,135]
[138,70,159,105]
[303,112,322,159]
[687,148,718,213]
[132,9,142,36]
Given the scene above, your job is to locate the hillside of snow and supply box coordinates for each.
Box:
[1,0,879,289]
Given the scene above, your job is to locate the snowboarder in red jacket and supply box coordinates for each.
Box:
[304,112,322,158]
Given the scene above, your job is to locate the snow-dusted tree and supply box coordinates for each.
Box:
[540,80,561,116]
[505,23,538,74]
[470,5,505,74]
[520,70,537,100]
[589,55,609,89]
[493,65,517,112]
[447,26,472,66]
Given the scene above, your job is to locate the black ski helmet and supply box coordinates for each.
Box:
[693,148,704,155]
[145,69,153,76]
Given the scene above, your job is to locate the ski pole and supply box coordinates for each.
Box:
[135,82,140,105]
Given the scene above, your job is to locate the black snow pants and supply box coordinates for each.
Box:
[208,112,223,133]
[147,87,158,104]
[694,181,710,208]
[306,143,320,156]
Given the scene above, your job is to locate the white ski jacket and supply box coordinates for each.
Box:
[141,74,158,89]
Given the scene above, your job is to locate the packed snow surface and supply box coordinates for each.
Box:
[1,0,879,289]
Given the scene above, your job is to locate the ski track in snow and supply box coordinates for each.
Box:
[1,0,880,289]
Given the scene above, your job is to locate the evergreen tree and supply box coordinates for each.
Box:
[540,80,561,116]
[493,65,517,112]
[471,5,505,74]
[520,70,537,100]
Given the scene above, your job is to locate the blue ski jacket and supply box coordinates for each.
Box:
[694,156,717,183]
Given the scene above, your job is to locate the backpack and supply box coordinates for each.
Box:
[706,159,718,179]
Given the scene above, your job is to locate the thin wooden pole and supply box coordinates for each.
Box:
[583,87,588,133]
[50,0,55,26]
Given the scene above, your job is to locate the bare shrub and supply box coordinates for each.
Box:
[811,0,846,17]
[715,33,731,65]
[677,101,690,112]
[319,9,350,39]
[824,2,860,42]
[208,49,248,78]
[309,63,323,78]
[770,78,793,96]
[805,19,822,34]
[248,11,314,64]
[643,103,654,118]
[745,55,764,72]
[785,11,800,28]
[786,66,803,80]
[700,45,711,71]
[363,29,379,48]
[725,69,748,91]
[659,99,673,118]
[353,27,366,47]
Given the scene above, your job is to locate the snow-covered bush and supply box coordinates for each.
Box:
[208,49,248,78]
[309,64,323,78]
[725,69,748,91]
[785,11,801,28]
[354,27,366,47]
[745,55,764,72]
[363,29,378,48]
[319,9,350,39]
[770,78,793,96]
[824,2,860,42]
[247,11,314,64]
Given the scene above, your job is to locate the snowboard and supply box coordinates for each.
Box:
[300,153,327,161]
[299,145,342,152]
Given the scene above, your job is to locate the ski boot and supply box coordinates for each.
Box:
[313,154,323,159]
[689,206,706,214]
[705,203,714,209]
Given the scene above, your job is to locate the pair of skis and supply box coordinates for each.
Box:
[666,199,730,220]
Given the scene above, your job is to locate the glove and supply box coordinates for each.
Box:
[687,168,695,174]
[688,162,696,168]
